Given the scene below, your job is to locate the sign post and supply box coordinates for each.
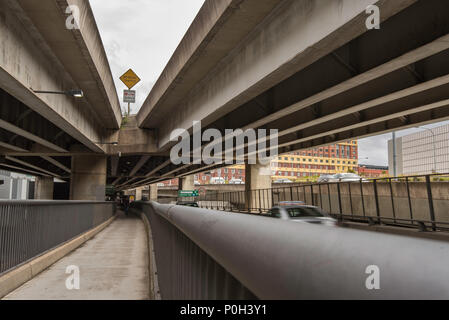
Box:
[119,69,141,115]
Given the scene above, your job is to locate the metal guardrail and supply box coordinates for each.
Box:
[187,173,449,232]
[132,201,449,299]
[0,201,116,275]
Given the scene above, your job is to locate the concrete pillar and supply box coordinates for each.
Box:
[135,187,144,201]
[245,162,272,212]
[70,155,107,201]
[149,184,158,201]
[178,175,195,190]
[34,176,54,199]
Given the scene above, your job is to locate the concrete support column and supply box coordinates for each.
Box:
[135,187,144,201]
[245,162,272,212]
[178,175,195,190]
[34,176,54,200]
[149,184,158,201]
[70,155,107,201]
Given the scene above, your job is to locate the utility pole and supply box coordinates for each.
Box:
[392,132,397,177]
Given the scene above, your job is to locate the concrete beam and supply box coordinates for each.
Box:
[129,155,151,177]
[137,0,284,130]
[0,163,51,177]
[0,0,107,153]
[5,156,62,177]
[0,142,29,152]
[16,0,122,129]
[41,156,71,174]
[0,119,68,153]
[147,0,416,149]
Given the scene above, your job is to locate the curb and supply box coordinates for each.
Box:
[139,212,161,300]
[0,215,116,299]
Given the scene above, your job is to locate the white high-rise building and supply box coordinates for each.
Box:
[0,170,34,200]
[388,124,449,176]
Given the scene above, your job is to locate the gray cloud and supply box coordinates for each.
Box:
[89,0,205,114]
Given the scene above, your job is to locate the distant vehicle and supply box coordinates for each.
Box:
[157,183,165,187]
[273,178,293,184]
[176,201,199,208]
[317,174,335,183]
[278,201,305,206]
[330,173,368,182]
[268,204,337,226]
[229,178,244,184]
[210,177,225,184]
[194,180,201,186]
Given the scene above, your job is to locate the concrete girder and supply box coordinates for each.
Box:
[150,0,416,150]
[0,0,109,153]
[0,163,52,177]
[41,156,71,174]
[16,0,122,129]
[5,156,62,178]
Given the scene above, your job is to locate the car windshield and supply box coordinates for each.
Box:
[287,207,325,218]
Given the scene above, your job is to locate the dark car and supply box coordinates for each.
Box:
[269,204,337,226]
[176,201,199,208]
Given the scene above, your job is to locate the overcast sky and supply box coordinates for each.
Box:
[89,1,448,167]
[90,0,205,114]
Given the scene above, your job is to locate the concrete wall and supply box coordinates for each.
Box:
[272,182,449,228]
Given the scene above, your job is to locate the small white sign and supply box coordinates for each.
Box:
[123,90,136,103]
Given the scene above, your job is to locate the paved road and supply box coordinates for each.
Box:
[4,213,149,300]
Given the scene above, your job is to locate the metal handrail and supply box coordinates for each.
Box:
[133,201,449,299]
[0,201,116,275]
[184,172,449,232]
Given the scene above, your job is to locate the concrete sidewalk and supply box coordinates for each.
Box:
[3,213,149,300]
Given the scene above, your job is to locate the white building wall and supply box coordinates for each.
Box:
[401,124,449,175]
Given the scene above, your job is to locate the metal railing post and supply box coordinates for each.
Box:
[406,177,413,224]
[426,175,437,231]
[360,179,366,217]
[373,179,381,223]
[337,182,342,216]
[389,178,396,223]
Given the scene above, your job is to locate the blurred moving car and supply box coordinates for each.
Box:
[210,177,225,184]
[331,173,368,182]
[278,201,305,206]
[273,178,293,184]
[229,178,244,184]
[268,203,337,226]
[176,201,199,208]
[317,174,335,183]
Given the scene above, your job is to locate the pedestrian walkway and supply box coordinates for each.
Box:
[3,213,149,300]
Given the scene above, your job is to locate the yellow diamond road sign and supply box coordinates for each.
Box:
[120,69,141,89]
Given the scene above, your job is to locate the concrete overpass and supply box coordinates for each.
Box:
[126,0,449,191]
[2,0,449,199]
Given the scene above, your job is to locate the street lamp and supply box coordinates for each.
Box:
[415,126,437,174]
[32,89,84,98]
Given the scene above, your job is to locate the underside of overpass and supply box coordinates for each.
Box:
[1,0,449,195]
